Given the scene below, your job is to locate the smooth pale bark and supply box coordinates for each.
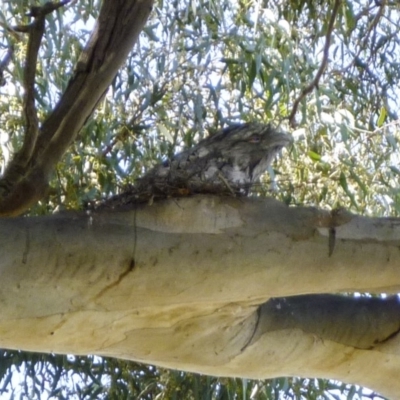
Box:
[0,195,400,398]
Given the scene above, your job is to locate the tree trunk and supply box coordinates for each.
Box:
[1,195,399,398]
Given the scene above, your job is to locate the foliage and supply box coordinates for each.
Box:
[0,351,385,399]
[0,0,399,397]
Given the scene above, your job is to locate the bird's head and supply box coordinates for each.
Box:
[207,123,292,186]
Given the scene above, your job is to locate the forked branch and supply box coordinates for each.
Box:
[0,0,153,216]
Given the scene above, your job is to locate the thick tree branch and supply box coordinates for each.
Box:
[288,0,341,127]
[0,196,400,397]
[0,0,153,216]
[36,0,153,168]
[0,1,75,196]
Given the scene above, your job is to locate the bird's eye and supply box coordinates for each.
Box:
[249,135,261,143]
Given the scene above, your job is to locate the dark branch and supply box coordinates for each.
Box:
[19,0,77,165]
[0,0,154,216]
[27,0,74,18]
[0,1,76,197]
[20,13,44,163]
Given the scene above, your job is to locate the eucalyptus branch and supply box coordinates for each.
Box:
[288,0,341,128]
[0,0,153,216]
[20,11,44,164]
[18,0,75,163]
[0,0,75,197]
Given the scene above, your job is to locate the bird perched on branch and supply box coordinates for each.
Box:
[100,122,292,208]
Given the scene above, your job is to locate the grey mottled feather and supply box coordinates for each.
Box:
[100,123,291,208]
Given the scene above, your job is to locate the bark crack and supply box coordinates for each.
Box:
[240,306,261,352]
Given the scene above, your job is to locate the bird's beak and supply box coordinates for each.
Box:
[270,130,293,148]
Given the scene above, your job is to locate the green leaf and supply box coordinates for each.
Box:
[377,107,387,127]
[308,151,321,162]
[248,58,257,88]
[344,1,356,32]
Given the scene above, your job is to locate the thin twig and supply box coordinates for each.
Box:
[288,0,341,128]
[27,0,73,18]
[341,0,386,73]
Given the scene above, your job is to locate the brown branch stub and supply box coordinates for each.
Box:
[328,227,336,257]
[311,206,354,256]
[288,0,341,128]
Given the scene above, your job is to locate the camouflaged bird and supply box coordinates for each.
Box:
[100,123,292,208]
